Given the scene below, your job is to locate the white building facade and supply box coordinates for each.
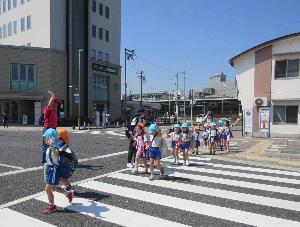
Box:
[230,33,300,137]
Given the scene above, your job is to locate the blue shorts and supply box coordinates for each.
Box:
[221,133,227,140]
[171,141,176,149]
[44,164,60,185]
[195,140,200,147]
[210,136,217,143]
[149,147,161,160]
[181,142,190,150]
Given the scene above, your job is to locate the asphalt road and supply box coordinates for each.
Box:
[0,127,299,227]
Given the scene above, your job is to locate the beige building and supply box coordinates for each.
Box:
[230,32,300,137]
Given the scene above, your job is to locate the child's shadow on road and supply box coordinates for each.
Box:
[77,164,104,170]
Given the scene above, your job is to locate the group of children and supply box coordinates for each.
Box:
[129,123,168,181]
[41,128,78,214]
[201,120,232,154]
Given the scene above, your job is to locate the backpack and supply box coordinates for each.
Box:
[59,144,78,170]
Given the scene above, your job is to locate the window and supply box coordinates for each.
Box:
[275,59,300,79]
[92,24,96,37]
[105,30,109,42]
[105,6,109,19]
[0,2,2,14]
[93,74,109,101]
[273,106,298,124]
[98,51,103,61]
[8,22,12,36]
[13,0,16,8]
[21,17,25,32]
[7,0,10,11]
[10,63,36,90]
[99,3,103,15]
[91,49,96,60]
[98,27,103,40]
[27,15,31,30]
[0,27,2,39]
[21,0,24,4]
[92,0,96,12]
[26,42,31,47]
[3,24,7,38]
[3,0,6,13]
[13,20,17,34]
[104,53,109,62]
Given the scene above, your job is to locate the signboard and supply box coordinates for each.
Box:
[259,107,270,136]
[73,88,80,104]
[92,63,118,75]
[243,108,253,134]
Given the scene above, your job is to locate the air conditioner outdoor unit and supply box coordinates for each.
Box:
[254,97,268,107]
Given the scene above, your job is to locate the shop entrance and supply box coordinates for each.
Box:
[0,101,19,122]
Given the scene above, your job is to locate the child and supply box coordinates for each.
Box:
[148,124,167,181]
[209,122,218,155]
[180,123,192,166]
[42,128,73,214]
[132,123,148,174]
[57,128,77,194]
[224,121,233,153]
[192,125,201,155]
[217,120,225,151]
[167,124,181,165]
[202,123,209,149]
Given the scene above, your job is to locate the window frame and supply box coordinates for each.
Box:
[98,27,103,40]
[27,15,31,30]
[13,20,17,34]
[10,63,36,91]
[13,0,16,8]
[274,59,300,79]
[3,0,6,13]
[21,17,25,32]
[99,3,103,16]
[92,0,96,13]
[273,105,298,124]
[105,6,109,19]
[7,21,12,36]
[92,24,96,38]
[105,30,109,42]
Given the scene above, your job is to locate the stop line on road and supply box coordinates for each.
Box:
[1,155,299,227]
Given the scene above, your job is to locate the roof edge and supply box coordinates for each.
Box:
[229,32,300,66]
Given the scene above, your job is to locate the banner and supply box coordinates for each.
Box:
[243,109,253,133]
[259,107,270,134]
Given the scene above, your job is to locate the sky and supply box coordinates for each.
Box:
[121,0,300,95]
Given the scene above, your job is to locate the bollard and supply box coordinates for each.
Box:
[88,123,90,130]
[83,121,86,129]
[116,121,119,127]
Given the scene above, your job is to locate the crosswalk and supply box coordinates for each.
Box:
[1,155,300,227]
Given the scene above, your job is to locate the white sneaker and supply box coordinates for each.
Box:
[183,161,186,166]
[186,160,190,166]
[175,160,180,165]
[127,163,132,168]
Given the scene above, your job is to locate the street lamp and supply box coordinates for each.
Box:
[221,84,227,115]
[69,85,80,129]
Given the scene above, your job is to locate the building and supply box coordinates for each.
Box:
[230,32,300,137]
[0,0,121,124]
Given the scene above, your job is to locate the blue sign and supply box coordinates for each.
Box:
[74,94,80,103]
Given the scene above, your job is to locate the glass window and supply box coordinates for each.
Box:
[92,0,96,12]
[0,27,2,39]
[3,0,6,12]
[21,0,24,4]
[13,0,16,8]
[287,59,299,78]
[0,2,2,14]
[27,15,31,30]
[7,0,10,11]
[27,43,31,47]
[11,64,18,80]
[3,24,7,38]
[92,24,96,37]
[273,106,298,124]
[275,60,287,79]
[105,6,109,19]
[286,106,298,123]
[13,20,17,34]
[105,30,109,42]
[99,3,103,15]
[98,51,103,60]
[93,74,109,101]
[8,22,12,36]
[273,106,285,123]
[105,53,109,62]
[91,49,96,60]
[10,64,36,90]
[21,17,25,32]
[98,27,103,40]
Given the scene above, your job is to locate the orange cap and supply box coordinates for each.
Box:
[57,128,70,144]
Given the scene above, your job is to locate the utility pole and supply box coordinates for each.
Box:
[176,72,179,123]
[183,71,186,122]
[138,71,145,107]
[124,48,135,119]
[190,89,194,122]
[78,49,84,130]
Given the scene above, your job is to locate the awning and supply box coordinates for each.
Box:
[0,93,44,101]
